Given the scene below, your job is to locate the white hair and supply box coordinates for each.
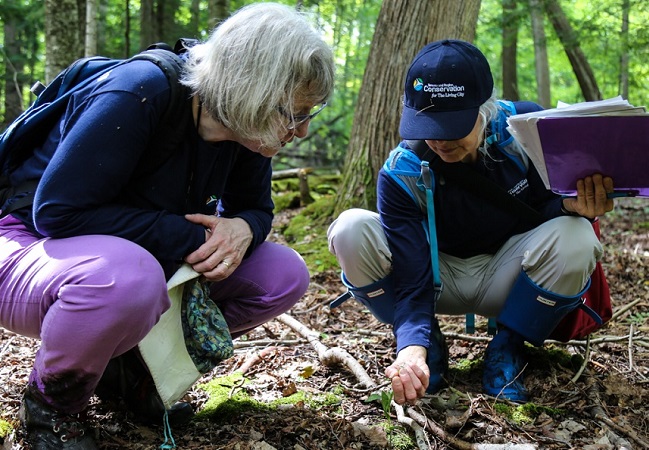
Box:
[181,3,335,149]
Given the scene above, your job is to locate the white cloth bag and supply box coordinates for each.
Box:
[138,264,202,409]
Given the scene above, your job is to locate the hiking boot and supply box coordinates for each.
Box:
[20,389,98,450]
[482,327,529,402]
[95,350,194,426]
[426,318,449,394]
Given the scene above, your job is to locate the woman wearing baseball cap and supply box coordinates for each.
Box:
[328,39,614,404]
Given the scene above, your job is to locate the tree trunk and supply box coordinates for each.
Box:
[208,0,230,30]
[45,0,82,82]
[334,0,481,215]
[190,0,200,36]
[542,0,601,101]
[618,0,630,100]
[140,0,155,51]
[502,0,519,100]
[529,0,551,107]
[84,0,98,56]
[2,20,25,127]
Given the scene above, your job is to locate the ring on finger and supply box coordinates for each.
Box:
[222,260,231,268]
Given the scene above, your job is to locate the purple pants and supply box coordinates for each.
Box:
[0,215,309,413]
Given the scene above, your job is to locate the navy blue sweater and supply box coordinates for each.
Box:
[377,101,566,353]
[9,59,273,276]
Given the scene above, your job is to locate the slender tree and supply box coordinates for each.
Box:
[618,0,630,99]
[542,0,601,101]
[208,0,230,29]
[3,19,24,127]
[502,0,519,100]
[140,0,155,51]
[529,0,551,107]
[334,0,481,214]
[84,0,97,56]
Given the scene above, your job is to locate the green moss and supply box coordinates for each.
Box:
[281,196,340,273]
[494,402,563,425]
[197,372,344,421]
[0,419,13,439]
[196,372,271,421]
[270,390,341,409]
[380,421,416,449]
[453,358,482,373]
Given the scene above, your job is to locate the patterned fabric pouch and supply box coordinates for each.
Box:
[181,278,233,374]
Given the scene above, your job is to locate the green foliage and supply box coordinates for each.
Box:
[626,311,649,325]
[366,389,394,419]
[0,419,12,439]
[5,0,649,164]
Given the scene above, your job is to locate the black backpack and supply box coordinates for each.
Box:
[0,38,197,218]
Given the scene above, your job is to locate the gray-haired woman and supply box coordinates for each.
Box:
[0,3,334,449]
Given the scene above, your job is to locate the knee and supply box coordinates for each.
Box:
[554,217,602,263]
[327,208,377,257]
[268,245,310,303]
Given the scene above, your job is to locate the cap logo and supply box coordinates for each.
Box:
[413,78,424,91]
[422,83,465,98]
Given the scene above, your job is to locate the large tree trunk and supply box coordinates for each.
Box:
[529,0,551,107]
[502,0,519,101]
[45,0,82,82]
[542,0,601,101]
[334,0,481,215]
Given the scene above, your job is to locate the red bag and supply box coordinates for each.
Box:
[548,219,613,341]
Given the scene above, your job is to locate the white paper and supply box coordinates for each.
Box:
[506,96,648,189]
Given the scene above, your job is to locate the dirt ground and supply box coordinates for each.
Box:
[1,197,648,450]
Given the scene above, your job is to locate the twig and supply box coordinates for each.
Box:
[627,323,635,373]
[233,339,300,349]
[235,346,282,375]
[0,336,15,360]
[570,334,591,383]
[275,313,377,389]
[611,298,643,321]
[393,402,429,450]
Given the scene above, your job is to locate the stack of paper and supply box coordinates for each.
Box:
[506,96,649,197]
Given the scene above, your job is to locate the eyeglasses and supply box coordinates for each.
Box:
[277,102,327,130]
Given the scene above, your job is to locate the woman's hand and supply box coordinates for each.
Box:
[184,214,252,281]
[561,174,615,219]
[384,345,429,405]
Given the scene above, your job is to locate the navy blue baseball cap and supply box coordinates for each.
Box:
[399,39,494,141]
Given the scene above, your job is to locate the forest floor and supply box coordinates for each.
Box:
[1,197,648,450]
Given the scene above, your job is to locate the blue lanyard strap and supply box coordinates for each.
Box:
[420,161,443,295]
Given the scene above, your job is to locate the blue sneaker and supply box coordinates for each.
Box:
[482,328,529,402]
[426,318,448,394]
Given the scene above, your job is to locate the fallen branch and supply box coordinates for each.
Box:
[275,313,377,389]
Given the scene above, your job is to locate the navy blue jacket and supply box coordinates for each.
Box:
[377,101,566,353]
[9,59,273,276]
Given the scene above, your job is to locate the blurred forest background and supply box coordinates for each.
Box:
[1,0,648,212]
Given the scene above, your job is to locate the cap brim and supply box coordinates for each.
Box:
[399,104,479,141]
